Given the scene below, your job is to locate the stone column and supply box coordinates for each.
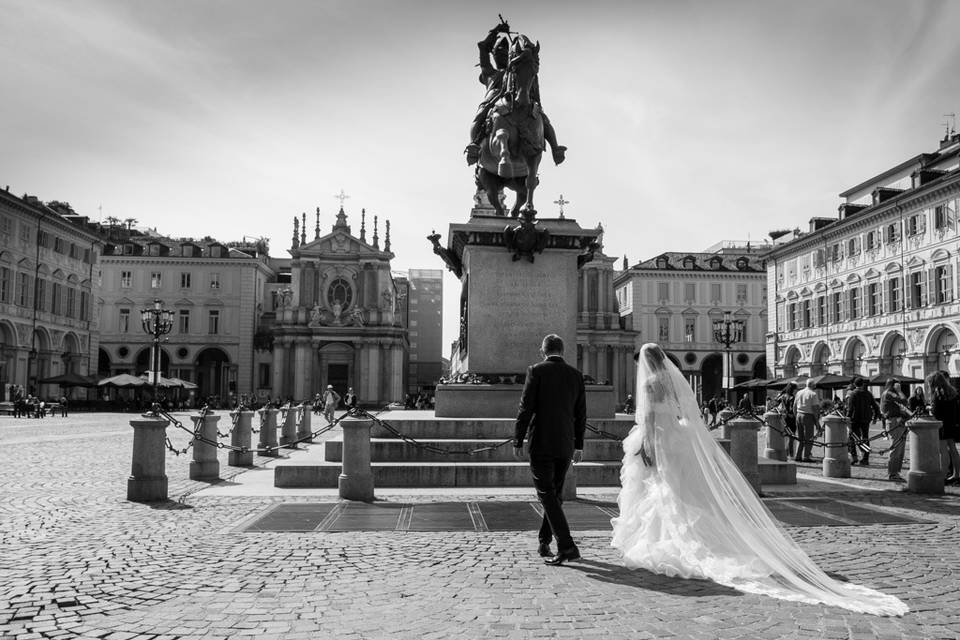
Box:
[127,414,170,502]
[391,342,404,402]
[294,340,312,401]
[272,341,287,400]
[822,414,850,478]
[763,411,788,461]
[228,409,254,466]
[258,407,279,456]
[297,403,313,442]
[907,415,944,494]
[725,415,761,493]
[280,404,299,448]
[612,347,622,405]
[189,411,221,481]
[597,346,608,384]
[339,413,374,501]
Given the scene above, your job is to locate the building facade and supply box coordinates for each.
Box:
[97,231,275,403]
[0,191,100,400]
[263,207,406,406]
[614,244,769,402]
[766,132,960,382]
[405,268,443,395]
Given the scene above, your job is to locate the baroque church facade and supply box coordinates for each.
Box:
[262,208,406,405]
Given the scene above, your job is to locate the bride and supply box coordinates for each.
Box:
[611,343,908,616]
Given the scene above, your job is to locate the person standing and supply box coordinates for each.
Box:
[776,383,798,458]
[792,379,820,462]
[514,334,585,566]
[343,387,358,411]
[321,385,341,424]
[880,380,910,483]
[846,378,881,466]
[926,372,960,486]
[59,395,68,417]
[908,386,926,415]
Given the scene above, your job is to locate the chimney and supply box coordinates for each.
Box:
[871,187,905,206]
[837,203,868,219]
[809,217,835,232]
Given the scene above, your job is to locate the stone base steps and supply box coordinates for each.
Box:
[367,416,635,440]
[759,458,797,485]
[274,460,622,488]
[323,439,625,463]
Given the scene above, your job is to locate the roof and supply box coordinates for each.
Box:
[629,252,765,273]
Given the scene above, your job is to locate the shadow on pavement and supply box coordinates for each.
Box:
[563,558,743,598]
[145,499,194,511]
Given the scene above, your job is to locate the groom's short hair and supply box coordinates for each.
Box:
[542,334,564,355]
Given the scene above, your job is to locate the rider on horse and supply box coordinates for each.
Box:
[464,21,566,168]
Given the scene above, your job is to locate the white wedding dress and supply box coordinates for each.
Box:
[611,344,908,616]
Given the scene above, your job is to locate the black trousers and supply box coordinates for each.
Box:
[849,421,871,461]
[529,454,575,552]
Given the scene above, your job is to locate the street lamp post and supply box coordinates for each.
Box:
[141,299,174,405]
[713,311,745,404]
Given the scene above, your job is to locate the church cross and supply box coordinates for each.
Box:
[553,194,569,218]
[334,189,350,208]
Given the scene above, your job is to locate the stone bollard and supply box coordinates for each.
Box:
[718,408,736,439]
[189,411,221,481]
[725,416,761,493]
[228,410,255,467]
[280,405,299,448]
[339,413,374,501]
[906,415,944,495]
[127,414,170,502]
[562,460,578,500]
[258,407,279,456]
[822,414,850,478]
[763,411,789,461]
[297,403,313,443]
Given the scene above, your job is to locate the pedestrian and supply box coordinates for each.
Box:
[908,386,926,415]
[845,377,881,466]
[321,385,341,424]
[514,333,585,566]
[880,380,910,483]
[623,394,634,414]
[707,396,719,426]
[925,371,960,486]
[775,382,798,458]
[343,387,358,411]
[792,379,819,463]
[737,393,754,415]
[59,395,68,417]
[312,392,323,415]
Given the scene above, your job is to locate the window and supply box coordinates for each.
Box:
[888,278,901,312]
[119,309,130,333]
[831,291,842,323]
[934,202,955,232]
[657,316,669,342]
[813,249,825,268]
[907,213,926,237]
[180,272,191,289]
[210,272,221,289]
[865,230,878,251]
[816,295,826,326]
[16,272,29,307]
[37,230,50,248]
[909,271,925,307]
[657,282,669,302]
[208,310,220,334]
[258,363,271,388]
[66,287,76,318]
[684,283,696,303]
[848,288,859,320]
[710,283,721,303]
[0,267,9,303]
[179,309,190,334]
[787,303,796,330]
[684,317,696,342]
[35,278,47,312]
[935,265,953,304]
[830,243,843,262]
[19,223,31,243]
[151,272,162,288]
[51,282,61,315]
[327,278,353,309]
[120,271,132,288]
[847,236,861,256]
[736,283,747,305]
[868,282,880,316]
[53,237,65,253]
[801,300,811,328]
[80,291,89,320]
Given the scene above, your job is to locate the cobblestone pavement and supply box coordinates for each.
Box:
[2,413,960,639]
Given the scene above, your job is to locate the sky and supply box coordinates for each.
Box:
[2,0,960,348]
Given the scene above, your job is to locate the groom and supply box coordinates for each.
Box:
[514,334,585,565]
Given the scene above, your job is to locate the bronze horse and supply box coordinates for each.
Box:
[476,34,544,217]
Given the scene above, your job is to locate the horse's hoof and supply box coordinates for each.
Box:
[552,145,567,165]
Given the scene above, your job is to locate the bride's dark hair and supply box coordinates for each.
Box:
[641,344,667,370]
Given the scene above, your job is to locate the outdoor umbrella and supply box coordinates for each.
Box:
[766,375,808,390]
[807,373,855,390]
[39,372,97,387]
[165,377,198,390]
[868,373,924,386]
[732,378,769,389]
[137,373,181,389]
[97,373,146,388]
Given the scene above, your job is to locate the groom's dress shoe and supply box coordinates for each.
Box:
[537,543,552,558]
[544,548,581,566]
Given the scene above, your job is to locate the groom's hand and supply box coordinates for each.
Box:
[572,449,583,464]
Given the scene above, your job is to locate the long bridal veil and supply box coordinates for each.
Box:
[611,343,908,616]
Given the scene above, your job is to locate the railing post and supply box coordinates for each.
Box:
[297,403,313,442]
[339,413,374,501]
[763,411,788,461]
[280,404,298,448]
[228,410,255,467]
[725,415,761,493]
[258,407,279,456]
[822,414,850,478]
[190,411,221,481]
[907,415,945,495]
[718,408,736,439]
[127,414,170,502]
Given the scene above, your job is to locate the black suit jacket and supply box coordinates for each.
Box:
[515,355,587,458]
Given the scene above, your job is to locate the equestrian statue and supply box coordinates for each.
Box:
[464,18,566,218]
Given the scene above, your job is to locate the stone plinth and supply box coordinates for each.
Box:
[228,410,254,467]
[907,416,944,495]
[339,414,374,501]
[435,384,614,419]
[763,411,789,461]
[127,415,169,502]
[822,414,850,478]
[725,416,761,493]
[190,412,221,481]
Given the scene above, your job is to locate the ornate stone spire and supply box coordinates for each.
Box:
[384,220,391,252]
[622,255,628,270]
[360,208,367,243]
[595,222,604,250]
[300,212,306,245]
[315,207,320,240]
[334,205,350,233]
[373,215,379,249]
[292,216,300,249]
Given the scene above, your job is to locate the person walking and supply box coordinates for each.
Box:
[321,385,341,424]
[343,387,358,411]
[59,395,68,417]
[880,380,910,483]
[793,379,820,462]
[514,334,585,566]
[846,378,881,466]
[775,382,798,458]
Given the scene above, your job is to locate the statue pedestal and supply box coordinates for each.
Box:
[435,215,604,418]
